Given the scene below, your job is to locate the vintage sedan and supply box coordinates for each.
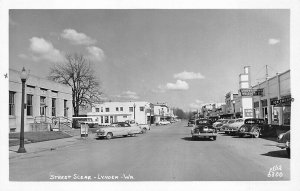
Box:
[277,130,290,156]
[191,119,217,140]
[188,119,195,127]
[215,119,229,131]
[96,122,141,139]
[224,118,246,135]
[237,118,269,138]
[156,120,171,125]
[223,119,237,134]
[125,120,150,133]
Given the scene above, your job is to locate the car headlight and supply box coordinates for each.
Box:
[286,141,290,147]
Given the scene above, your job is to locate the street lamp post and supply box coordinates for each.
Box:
[232,101,236,119]
[18,67,28,153]
[133,103,136,121]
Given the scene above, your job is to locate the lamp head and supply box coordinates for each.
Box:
[20,67,28,81]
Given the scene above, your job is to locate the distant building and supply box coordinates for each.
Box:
[200,102,225,118]
[9,68,73,132]
[153,103,173,123]
[87,101,151,125]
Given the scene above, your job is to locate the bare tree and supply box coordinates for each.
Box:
[49,53,103,116]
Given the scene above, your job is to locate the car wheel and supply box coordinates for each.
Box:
[252,129,260,138]
[123,135,128,137]
[106,133,113,140]
[213,136,217,141]
[142,128,147,134]
[286,148,290,156]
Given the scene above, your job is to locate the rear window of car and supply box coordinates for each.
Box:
[196,120,211,125]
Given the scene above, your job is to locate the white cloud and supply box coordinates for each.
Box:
[116,91,139,100]
[174,71,205,80]
[18,53,29,59]
[61,29,96,45]
[166,80,189,90]
[86,46,105,62]
[268,38,280,45]
[29,37,65,63]
[189,99,204,109]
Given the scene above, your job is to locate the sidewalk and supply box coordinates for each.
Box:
[9,134,95,159]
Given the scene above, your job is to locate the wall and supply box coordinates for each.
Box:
[9,69,73,132]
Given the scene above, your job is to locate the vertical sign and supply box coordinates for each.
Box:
[244,109,253,118]
[80,123,89,138]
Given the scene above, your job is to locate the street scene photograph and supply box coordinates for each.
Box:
[2,1,300,190]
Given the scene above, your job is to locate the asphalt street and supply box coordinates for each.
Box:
[9,121,290,181]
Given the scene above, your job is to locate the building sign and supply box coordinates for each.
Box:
[240,88,263,96]
[244,109,253,118]
[80,123,89,137]
[271,97,294,106]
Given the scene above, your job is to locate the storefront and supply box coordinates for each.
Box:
[252,70,291,127]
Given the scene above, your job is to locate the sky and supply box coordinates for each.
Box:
[9,9,290,111]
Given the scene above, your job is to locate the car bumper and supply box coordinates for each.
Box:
[96,132,106,137]
[192,133,217,137]
[277,142,290,149]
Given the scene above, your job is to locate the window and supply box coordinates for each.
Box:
[40,96,46,115]
[101,116,103,123]
[116,107,119,111]
[140,107,144,112]
[9,91,15,116]
[101,107,103,112]
[96,108,100,112]
[123,115,127,118]
[27,94,33,116]
[283,106,291,125]
[120,107,123,111]
[105,116,109,123]
[105,108,110,112]
[52,98,56,116]
[110,116,114,123]
[64,100,68,117]
[129,107,133,112]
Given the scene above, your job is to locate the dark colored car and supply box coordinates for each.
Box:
[237,118,271,138]
[191,119,217,140]
[188,119,195,127]
[277,130,290,156]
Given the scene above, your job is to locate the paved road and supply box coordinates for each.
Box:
[10,121,290,181]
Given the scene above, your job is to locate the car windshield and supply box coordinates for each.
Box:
[222,120,229,123]
[236,119,244,122]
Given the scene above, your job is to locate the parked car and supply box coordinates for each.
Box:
[223,119,237,134]
[72,117,97,128]
[156,120,171,125]
[125,120,150,134]
[224,118,246,135]
[96,122,141,139]
[213,119,224,128]
[277,130,290,156]
[188,119,195,127]
[191,119,217,140]
[237,118,269,138]
[215,119,229,131]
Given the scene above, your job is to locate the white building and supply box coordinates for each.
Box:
[9,68,73,132]
[87,101,151,125]
[153,103,173,123]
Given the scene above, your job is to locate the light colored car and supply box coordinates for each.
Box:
[157,120,171,125]
[223,119,237,134]
[213,119,225,128]
[96,122,141,139]
[225,118,246,135]
[277,130,290,156]
[125,120,150,133]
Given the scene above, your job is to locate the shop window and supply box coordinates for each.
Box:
[26,94,33,116]
[272,106,280,125]
[96,108,100,112]
[9,91,15,116]
[40,96,46,115]
[283,106,291,125]
[52,98,56,116]
[105,116,109,123]
[129,107,133,112]
[123,116,127,118]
